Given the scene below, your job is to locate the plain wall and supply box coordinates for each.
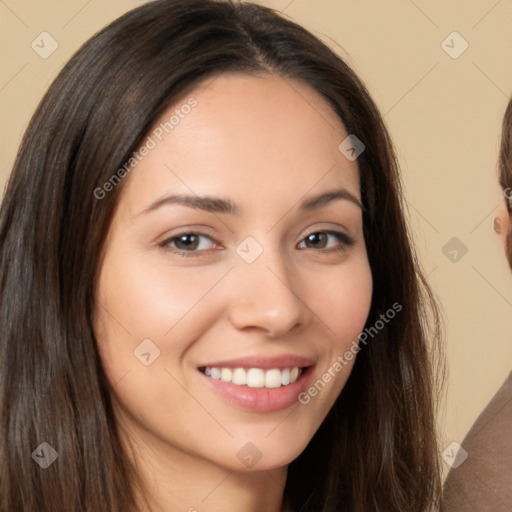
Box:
[1,0,511,477]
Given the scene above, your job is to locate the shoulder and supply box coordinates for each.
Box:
[441,371,512,511]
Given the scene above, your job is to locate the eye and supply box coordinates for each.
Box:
[297,230,354,251]
[160,232,219,256]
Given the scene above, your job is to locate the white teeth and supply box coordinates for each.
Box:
[281,368,291,386]
[202,366,302,388]
[247,368,265,388]
[265,369,282,388]
[232,367,247,385]
[220,368,232,382]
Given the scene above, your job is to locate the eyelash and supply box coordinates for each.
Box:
[297,231,355,251]
[159,230,355,258]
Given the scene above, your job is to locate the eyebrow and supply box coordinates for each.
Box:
[138,187,363,217]
[301,189,362,211]
[139,194,239,216]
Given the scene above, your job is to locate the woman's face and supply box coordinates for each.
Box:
[95,73,372,472]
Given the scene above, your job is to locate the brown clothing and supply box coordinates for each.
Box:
[442,372,512,511]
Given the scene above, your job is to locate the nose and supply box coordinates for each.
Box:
[227,251,311,338]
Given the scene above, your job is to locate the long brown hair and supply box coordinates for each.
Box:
[0,1,443,510]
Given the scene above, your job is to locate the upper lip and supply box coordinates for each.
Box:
[198,354,315,370]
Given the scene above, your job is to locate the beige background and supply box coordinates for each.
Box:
[1,0,511,476]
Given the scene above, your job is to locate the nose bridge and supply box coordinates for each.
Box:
[228,240,308,336]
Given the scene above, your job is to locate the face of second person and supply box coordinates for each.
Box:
[95,73,373,472]
[495,198,512,268]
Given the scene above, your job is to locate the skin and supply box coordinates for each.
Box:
[94,73,373,512]
[494,199,512,266]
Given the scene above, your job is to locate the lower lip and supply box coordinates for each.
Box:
[199,368,313,412]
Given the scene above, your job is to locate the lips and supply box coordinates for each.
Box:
[197,355,314,412]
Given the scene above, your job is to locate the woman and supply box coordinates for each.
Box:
[441,99,512,511]
[0,1,442,510]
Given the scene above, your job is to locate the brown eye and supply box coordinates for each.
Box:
[161,232,217,253]
[297,230,354,251]
[304,232,328,249]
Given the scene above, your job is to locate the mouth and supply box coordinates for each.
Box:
[199,366,304,389]
[197,360,314,413]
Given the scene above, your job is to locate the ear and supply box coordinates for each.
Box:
[494,199,509,246]
[494,198,507,230]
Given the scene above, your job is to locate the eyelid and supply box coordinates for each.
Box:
[159,231,222,254]
[156,224,218,244]
[296,229,355,250]
[297,222,354,243]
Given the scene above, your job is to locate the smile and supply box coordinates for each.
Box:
[200,366,302,388]
[198,363,313,412]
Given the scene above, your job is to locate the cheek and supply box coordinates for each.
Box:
[296,257,372,408]
[311,257,373,347]
[93,252,231,434]
[93,248,232,390]
[95,248,235,349]
[97,259,218,335]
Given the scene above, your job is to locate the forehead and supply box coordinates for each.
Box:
[118,73,361,213]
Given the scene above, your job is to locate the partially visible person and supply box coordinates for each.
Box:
[497,99,512,269]
[441,99,512,511]
[0,1,444,512]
